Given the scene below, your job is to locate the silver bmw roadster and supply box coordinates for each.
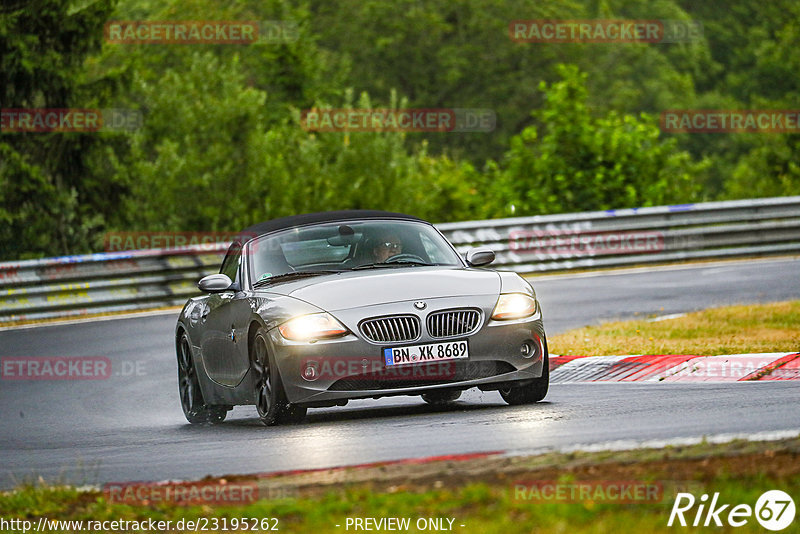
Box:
[175,210,549,425]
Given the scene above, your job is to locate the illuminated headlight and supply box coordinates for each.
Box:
[491,293,537,320]
[278,313,349,341]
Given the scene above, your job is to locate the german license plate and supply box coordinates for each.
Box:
[383,340,468,367]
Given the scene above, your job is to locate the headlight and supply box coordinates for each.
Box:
[491,293,537,320]
[278,313,349,341]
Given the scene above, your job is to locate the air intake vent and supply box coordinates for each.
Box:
[427,309,481,339]
[328,361,515,391]
[360,315,421,343]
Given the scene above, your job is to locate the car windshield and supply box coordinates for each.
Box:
[247,220,462,285]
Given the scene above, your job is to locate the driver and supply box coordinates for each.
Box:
[371,232,403,263]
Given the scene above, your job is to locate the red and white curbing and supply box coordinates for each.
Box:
[549,352,800,383]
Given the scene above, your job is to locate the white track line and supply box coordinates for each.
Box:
[504,428,800,457]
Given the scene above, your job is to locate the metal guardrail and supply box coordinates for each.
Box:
[1,196,799,323]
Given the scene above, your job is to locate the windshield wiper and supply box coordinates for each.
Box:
[252,270,340,289]
[352,261,434,270]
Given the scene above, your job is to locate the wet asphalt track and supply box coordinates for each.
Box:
[0,257,798,489]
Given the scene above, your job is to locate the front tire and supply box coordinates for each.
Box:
[177,332,227,424]
[500,344,549,405]
[251,329,307,426]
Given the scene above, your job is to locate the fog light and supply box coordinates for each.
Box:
[520,342,533,358]
[302,363,318,381]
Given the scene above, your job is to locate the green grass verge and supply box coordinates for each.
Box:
[2,438,799,533]
[549,300,800,356]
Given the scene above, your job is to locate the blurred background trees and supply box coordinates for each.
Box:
[1,0,798,259]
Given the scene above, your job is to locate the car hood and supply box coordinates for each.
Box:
[261,267,501,311]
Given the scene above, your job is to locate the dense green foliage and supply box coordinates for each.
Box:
[492,65,707,215]
[1,0,119,259]
[1,0,798,259]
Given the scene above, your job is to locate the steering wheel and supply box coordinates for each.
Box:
[385,253,426,264]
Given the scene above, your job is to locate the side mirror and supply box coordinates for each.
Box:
[465,247,495,267]
[198,274,234,292]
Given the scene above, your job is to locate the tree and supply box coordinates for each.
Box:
[725,135,800,199]
[0,0,120,260]
[494,65,707,216]
[111,59,485,232]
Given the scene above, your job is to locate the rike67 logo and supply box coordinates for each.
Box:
[668,490,795,530]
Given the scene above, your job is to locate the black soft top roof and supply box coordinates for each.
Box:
[238,210,426,241]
